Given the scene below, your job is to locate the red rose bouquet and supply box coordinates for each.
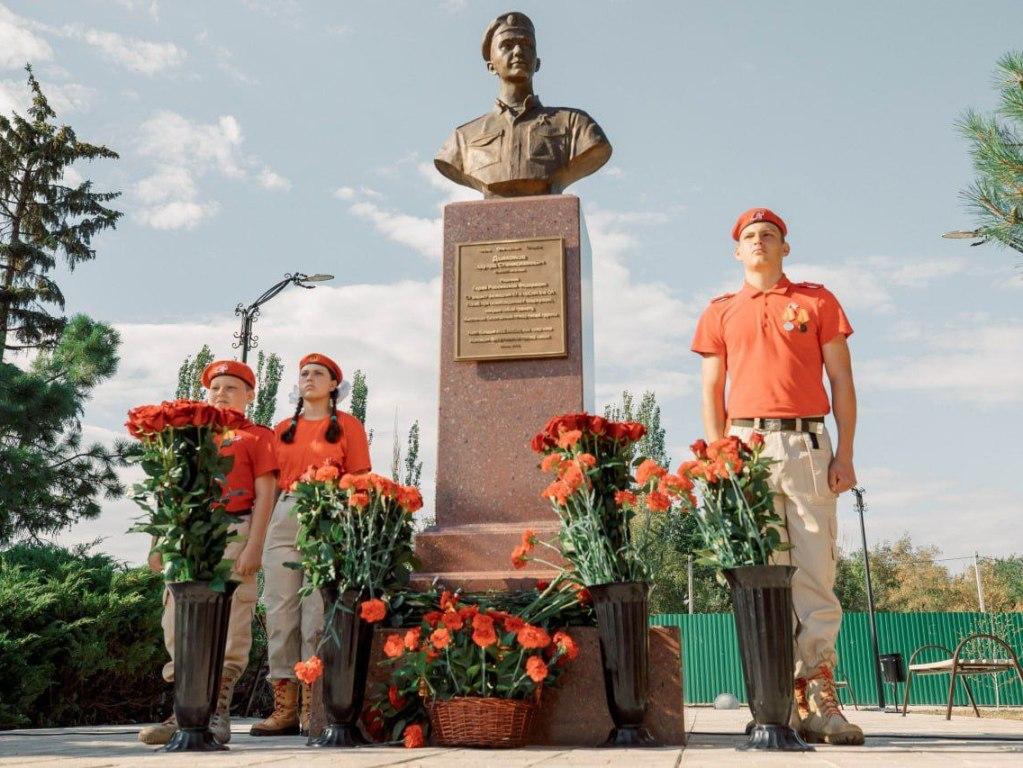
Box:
[527,412,695,585]
[383,589,578,701]
[126,399,248,587]
[678,435,789,570]
[290,466,422,613]
[379,587,579,747]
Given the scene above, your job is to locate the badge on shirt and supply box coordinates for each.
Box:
[783,303,810,332]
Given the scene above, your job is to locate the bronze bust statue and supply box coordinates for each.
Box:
[434,12,613,198]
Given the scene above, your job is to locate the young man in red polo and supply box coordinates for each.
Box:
[691,208,863,746]
[138,360,278,746]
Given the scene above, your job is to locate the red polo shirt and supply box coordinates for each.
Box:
[273,411,372,491]
[217,421,278,513]
[691,275,853,417]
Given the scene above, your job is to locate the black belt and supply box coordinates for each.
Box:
[732,417,824,433]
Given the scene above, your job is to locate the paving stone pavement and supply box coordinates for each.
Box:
[1,708,1021,767]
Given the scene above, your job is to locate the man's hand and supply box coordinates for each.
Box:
[828,456,857,494]
[233,542,262,577]
[147,550,163,574]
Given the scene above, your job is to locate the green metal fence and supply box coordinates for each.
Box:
[651,612,1023,706]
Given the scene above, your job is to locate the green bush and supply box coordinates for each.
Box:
[0,542,166,728]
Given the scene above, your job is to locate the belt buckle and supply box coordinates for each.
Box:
[765,418,781,431]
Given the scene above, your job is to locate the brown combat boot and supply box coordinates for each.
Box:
[799,664,865,746]
[794,674,812,730]
[138,712,177,745]
[249,678,300,736]
[209,673,237,744]
[299,682,312,736]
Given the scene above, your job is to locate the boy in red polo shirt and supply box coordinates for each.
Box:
[691,208,863,746]
[138,360,278,746]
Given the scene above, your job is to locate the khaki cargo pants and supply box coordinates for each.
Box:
[262,493,324,681]
[161,514,258,682]
[730,424,842,678]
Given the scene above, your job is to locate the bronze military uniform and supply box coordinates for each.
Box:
[436,97,609,198]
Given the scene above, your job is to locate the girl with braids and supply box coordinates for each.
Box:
[251,353,371,738]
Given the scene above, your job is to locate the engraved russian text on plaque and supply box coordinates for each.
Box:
[454,236,567,361]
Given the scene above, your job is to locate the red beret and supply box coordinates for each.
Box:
[732,208,787,241]
[299,353,343,382]
[201,360,255,389]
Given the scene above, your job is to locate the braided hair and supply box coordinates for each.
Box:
[279,383,344,444]
[324,388,342,443]
[279,397,303,444]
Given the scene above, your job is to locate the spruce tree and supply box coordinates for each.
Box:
[957,51,1023,254]
[0,315,127,544]
[0,67,121,361]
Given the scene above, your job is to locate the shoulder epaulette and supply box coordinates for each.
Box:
[711,292,735,303]
[795,281,824,289]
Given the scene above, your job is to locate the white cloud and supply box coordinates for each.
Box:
[586,207,700,370]
[788,255,969,314]
[109,1,160,21]
[258,167,292,191]
[196,29,257,85]
[347,200,442,260]
[137,198,220,230]
[858,318,1023,406]
[133,159,217,229]
[0,6,53,69]
[58,24,186,75]
[337,163,475,260]
[61,166,84,187]
[835,467,1023,562]
[0,76,95,115]
[137,111,246,176]
[240,0,303,27]
[132,111,286,228]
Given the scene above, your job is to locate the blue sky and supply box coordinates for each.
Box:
[3,1,1021,575]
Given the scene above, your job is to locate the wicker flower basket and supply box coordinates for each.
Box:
[428,696,538,748]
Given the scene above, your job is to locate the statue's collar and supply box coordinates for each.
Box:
[495,94,542,117]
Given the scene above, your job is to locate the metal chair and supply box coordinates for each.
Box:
[901,633,1023,720]
[833,673,859,710]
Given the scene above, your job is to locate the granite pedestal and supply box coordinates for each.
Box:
[413,194,594,591]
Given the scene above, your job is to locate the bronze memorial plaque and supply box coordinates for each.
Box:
[454,236,567,361]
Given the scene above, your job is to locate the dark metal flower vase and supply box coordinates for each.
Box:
[308,586,374,747]
[723,565,813,752]
[589,581,659,747]
[162,580,237,752]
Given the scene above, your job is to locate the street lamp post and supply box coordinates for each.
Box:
[233,272,333,362]
[853,487,887,711]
